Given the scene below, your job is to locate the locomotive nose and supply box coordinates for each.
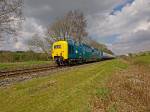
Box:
[52,41,68,65]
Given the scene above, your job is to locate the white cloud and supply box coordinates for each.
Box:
[134,21,150,32]
[0,17,46,51]
[88,0,150,54]
[1,0,150,55]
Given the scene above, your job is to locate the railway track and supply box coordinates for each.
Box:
[0,65,59,78]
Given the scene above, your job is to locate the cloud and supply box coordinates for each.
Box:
[23,0,121,25]
[110,28,150,55]
[110,0,134,15]
[1,0,150,55]
[88,0,150,54]
[0,17,45,51]
[1,0,120,51]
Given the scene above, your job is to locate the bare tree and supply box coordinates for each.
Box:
[84,37,114,54]
[27,34,50,56]
[47,10,88,42]
[66,10,87,42]
[47,19,67,41]
[0,0,23,40]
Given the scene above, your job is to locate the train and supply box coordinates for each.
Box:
[51,39,114,65]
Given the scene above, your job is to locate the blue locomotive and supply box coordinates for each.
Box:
[52,39,114,65]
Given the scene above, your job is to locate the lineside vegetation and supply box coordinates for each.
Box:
[0,53,150,111]
[0,59,128,112]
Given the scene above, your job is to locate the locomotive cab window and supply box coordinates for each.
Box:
[54,45,61,49]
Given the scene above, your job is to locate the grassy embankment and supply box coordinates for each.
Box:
[0,51,49,63]
[0,54,149,112]
[0,51,52,70]
[92,55,150,112]
[0,59,128,112]
[132,55,150,66]
[0,61,53,70]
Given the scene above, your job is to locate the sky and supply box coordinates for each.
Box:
[0,0,150,55]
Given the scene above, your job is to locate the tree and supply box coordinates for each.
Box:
[66,10,87,42]
[0,0,23,40]
[47,10,88,42]
[84,37,114,54]
[27,34,50,56]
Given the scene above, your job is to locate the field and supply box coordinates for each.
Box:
[0,55,150,112]
[132,55,150,65]
[0,51,49,63]
[92,55,150,112]
[0,61,53,70]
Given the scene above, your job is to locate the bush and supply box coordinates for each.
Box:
[0,51,50,62]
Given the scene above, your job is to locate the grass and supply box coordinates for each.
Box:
[0,61,53,70]
[0,54,149,112]
[95,87,110,100]
[91,54,150,112]
[132,55,150,66]
[0,51,49,63]
[0,59,128,112]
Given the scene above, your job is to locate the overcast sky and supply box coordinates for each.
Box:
[1,0,150,55]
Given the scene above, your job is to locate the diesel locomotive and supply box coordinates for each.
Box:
[51,39,114,65]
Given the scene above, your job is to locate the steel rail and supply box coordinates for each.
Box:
[0,65,58,78]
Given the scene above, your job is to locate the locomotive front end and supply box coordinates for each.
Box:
[52,41,68,65]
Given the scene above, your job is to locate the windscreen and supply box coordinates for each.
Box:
[54,45,61,49]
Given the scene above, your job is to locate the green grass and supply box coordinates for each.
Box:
[95,87,110,100]
[0,59,128,112]
[0,61,52,70]
[0,51,49,63]
[92,54,150,111]
[131,55,150,66]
